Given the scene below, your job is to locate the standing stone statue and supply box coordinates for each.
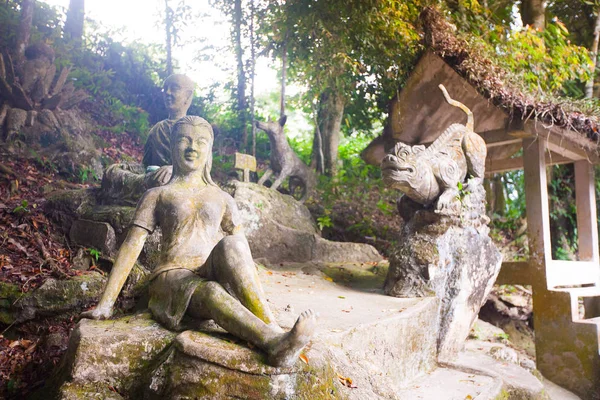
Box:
[98,74,195,206]
[381,85,501,359]
[255,116,316,202]
[83,116,317,368]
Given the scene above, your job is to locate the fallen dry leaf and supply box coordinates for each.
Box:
[299,353,309,365]
[24,342,37,355]
[337,373,357,388]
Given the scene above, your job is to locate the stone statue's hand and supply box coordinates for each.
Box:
[145,165,173,188]
[80,305,112,320]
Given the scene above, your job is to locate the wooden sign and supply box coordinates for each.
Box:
[234,152,257,182]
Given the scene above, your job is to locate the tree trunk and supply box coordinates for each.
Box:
[313,89,344,176]
[249,0,256,156]
[64,0,85,47]
[165,0,173,75]
[233,0,247,149]
[280,40,287,119]
[520,0,545,30]
[15,0,34,63]
[585,8,600,99]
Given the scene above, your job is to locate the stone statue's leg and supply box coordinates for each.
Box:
[270,171,288,191]
[209,235,278,326]
[187,282,318,368]
[187,280,278,345]
[257,168,273,186]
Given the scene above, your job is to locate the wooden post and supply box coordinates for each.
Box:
[234,152,256,183]
[522,137,552,281]
[574,160,599,263]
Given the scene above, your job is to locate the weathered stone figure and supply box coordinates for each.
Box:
[381,84,487,216]
[382,85,501,359]
[255,116,316,202]
[83,116,317,368]
[98,74,195,206]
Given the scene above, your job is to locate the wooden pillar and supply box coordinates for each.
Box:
[574,161,599,263]
[522,137,552,284]
[575,161,600,319]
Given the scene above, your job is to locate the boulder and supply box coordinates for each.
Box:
[0,273,106,324]
[46,181,383,269]
[228,181,383,265]
[385,196,502,360]
[56,313,177,398]
[146,331,337,400]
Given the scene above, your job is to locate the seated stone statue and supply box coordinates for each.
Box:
[82,116,317,368]
[98,74,195,206]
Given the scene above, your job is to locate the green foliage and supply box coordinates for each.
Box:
[448,2,592,95]
[500,21,592,93]
[548,164,578,260]
[376,199,395,217]
[287,135,312,165]
[317,214,333,231]
[87,248,101,263]
[78,166,98,184]
[455,181,471,202]
[0,1,63,50]
[12,200,30,215]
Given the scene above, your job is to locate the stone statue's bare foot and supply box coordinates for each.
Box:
[268,309,317,368]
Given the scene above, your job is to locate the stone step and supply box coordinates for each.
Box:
[396,349,582,400]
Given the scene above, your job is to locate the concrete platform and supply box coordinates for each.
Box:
[53,261,568,399]
[257,262,440,399]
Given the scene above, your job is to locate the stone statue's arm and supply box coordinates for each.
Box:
[81,226,149,319]
[221,193,244,236]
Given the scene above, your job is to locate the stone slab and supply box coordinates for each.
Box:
[395,365,500,400]
[257,263,439,399]
[443,350,547,399]
[69,219,117,257]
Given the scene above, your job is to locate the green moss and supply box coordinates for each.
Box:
[295,362,344,400]
[322,263,386,290]
[0,310,15,325]
[0,281,22,303]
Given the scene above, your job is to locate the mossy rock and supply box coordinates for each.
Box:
[0,273,106,324]
[146,330,340,400]
[56,313,177,398]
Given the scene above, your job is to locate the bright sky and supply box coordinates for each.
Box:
[41,0,279,97]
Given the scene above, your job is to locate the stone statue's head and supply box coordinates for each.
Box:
[163,74,195,115]
[24,43,55,63]
[381,142,438,204]
[171,116,216,186]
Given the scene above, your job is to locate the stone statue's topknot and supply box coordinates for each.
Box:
[164,74,195,92]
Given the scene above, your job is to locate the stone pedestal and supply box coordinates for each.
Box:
[384,195,502,360]
[146,331,335,400]
[48,266,441,399]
